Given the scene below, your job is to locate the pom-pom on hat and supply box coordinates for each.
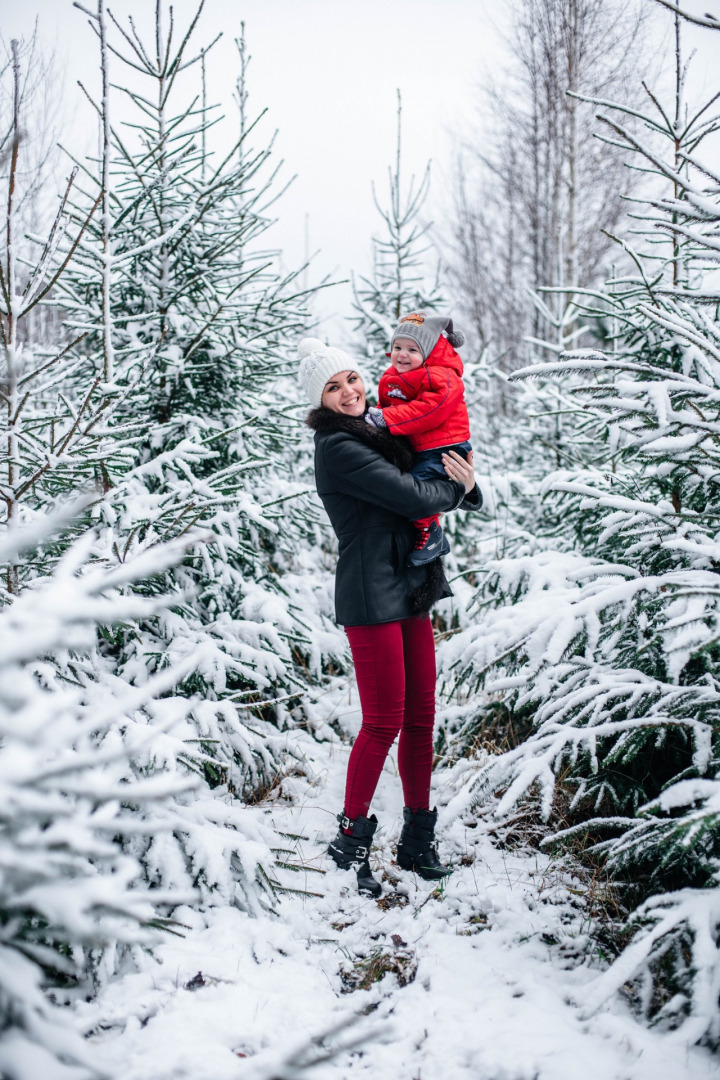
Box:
[390,313,465,360]
[298,338,361,408]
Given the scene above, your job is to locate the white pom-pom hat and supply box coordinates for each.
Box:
[298,338,363,408]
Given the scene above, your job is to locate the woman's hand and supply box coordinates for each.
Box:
[442,450,475,494]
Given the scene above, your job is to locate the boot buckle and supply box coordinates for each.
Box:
[354,845,368,859]
[339,814,353,831]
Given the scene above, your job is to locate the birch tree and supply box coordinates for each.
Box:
[448,0,650,378]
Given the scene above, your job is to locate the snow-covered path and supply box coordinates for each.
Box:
[82,697,719,1080]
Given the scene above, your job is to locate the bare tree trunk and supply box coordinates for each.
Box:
[672,1,682,288]
[3,42,22,593]
[98,0,115,382]
[1,34,100,595]
[564,0,579,315]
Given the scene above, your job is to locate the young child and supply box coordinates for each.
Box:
[365,313,472,565]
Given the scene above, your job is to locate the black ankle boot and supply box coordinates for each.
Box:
[327,812,382,897]
[396,806,452,880]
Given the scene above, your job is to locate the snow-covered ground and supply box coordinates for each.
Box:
[78,689,719,1080]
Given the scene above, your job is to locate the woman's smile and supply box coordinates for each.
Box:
[321,370,366,416]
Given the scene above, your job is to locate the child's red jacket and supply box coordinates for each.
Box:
[377,335,471,452]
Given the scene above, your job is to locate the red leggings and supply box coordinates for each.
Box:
[344,615,436,821]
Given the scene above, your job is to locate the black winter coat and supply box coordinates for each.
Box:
[307,408,482,627]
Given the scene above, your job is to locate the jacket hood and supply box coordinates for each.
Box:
[425,334,464,374]
[380,335,464,384]
[306,407,415,473]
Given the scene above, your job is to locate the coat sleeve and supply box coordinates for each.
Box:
[459,483,483,512]
[319,433,466,518]
[381,368,464,437]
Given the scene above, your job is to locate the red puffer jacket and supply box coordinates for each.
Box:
[377,335,471,451]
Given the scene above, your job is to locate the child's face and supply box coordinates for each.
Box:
[391,337,424,373]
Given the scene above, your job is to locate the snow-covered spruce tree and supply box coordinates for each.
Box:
[0,35,141,600]
[440,3,720,1040]
[349,90,445,383]
[57,1,324,804]
[1,1,330,939]
[442,0,652,573]
[439,0,659,584]
[0,520,201,1080]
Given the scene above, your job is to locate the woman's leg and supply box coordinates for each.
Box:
[344,621,406,821]
[397,615,436,811]
[394,617,450,879]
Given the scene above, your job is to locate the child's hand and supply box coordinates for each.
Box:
[365,407,387,429]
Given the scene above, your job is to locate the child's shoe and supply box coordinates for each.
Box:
[407,521,450,565]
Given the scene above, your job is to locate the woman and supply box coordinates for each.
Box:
[298,337,481,896]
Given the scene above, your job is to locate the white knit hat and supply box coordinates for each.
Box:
[298,338,362,408]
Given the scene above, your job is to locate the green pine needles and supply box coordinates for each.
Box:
[440,4,720,1041]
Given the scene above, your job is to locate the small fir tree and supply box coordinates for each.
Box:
[58,0,320,797]
[349,90,445,383]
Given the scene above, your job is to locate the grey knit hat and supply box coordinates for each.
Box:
[298,338,363,408]
[390,313,465,360]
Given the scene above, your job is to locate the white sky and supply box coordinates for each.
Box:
[2,0,498,339]
[2,0,717,340]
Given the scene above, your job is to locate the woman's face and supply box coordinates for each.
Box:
[321,370,366,416]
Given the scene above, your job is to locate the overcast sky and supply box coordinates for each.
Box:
[2,1,716,341]
[2,0,501,339]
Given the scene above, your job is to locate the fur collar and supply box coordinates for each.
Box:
[306,407,415,473]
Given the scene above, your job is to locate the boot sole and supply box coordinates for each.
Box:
[358,879,382,898]
[406,539,451,566]
[397,852,452,880]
